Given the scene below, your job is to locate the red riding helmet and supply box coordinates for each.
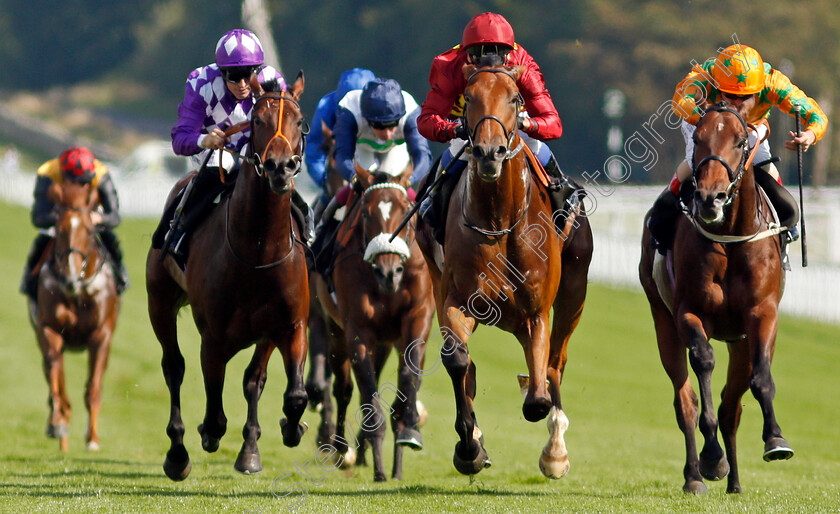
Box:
[59,146,96,183]
[461,12,515,49]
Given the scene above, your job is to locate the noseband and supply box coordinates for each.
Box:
[690,105,757,206]
[464,68,525,159]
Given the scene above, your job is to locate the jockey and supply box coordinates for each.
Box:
[304,67,376,207]
[416,12,576,243]
[166,29,308,258]
[20,146,129,298]
[310,77,432,274]
[648,43,828,254]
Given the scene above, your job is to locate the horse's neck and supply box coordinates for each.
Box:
[229,170,294,253]
[727,168,760,234]
[465,155,530,229]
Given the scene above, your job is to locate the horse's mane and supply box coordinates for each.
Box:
[261,79,285,94]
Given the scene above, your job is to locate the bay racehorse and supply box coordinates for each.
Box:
[312,165,435,481]
[416,61,593,478]
[639,102,793,494]
[146,74,310,480]
[31,180,120,452]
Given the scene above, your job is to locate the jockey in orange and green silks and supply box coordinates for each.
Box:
[671,44,827,190]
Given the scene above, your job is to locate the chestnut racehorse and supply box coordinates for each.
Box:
[146,74,310,480]
[31,180,120,452]
[640,103,792,494]
[313,166,435,481]
[416,62,593,478]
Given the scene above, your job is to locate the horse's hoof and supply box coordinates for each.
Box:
[316,422,336,448]
[86,440,101,452]
[539,448,570,479]
[699,454,729,481]
[336,447,357,469]
[280,418,308,447]
[46,422,69,439]
[197,424,220,453]
[683,480,708,494]
[234,451,263,475]
[396,428,423,450]
[163,445,192,481]
[374,472,387,482]
[763,437,794,462]
[453,441,491,475]
[726,483,743,494]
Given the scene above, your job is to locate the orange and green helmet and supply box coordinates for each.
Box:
[712,44,765,95]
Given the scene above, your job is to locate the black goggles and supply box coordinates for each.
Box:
[721,91,754,101]
[466,44,512,63]
[368,120,399,130]
[221,66,260,84]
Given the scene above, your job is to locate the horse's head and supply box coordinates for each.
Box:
[249,71,308,194]
[355,165,413,295]
[690,102,751,224]
[462,55,525,181]
[48,181,101,295]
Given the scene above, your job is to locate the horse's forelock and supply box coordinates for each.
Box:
[477,54,505,68]
[371,171,394,185]
[260,79,284,94]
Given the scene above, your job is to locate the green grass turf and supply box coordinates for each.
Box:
[0,200,838,512]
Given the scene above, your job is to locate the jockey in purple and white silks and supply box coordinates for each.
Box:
[166,29,305,260]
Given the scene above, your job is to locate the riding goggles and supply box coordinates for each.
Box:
[466,44,512,64]
[368,119,400,130]
[221,65,260,84]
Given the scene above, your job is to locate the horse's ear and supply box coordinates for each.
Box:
[508,65,525,81]
[289,70,304,101]
[354,162,373,189]
[250,75,264,97]
[397,163,413,188]
[462,63,477,80]
[47,182,63,205]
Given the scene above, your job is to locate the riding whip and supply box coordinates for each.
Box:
[795,107,808,267]
[389,143,469,243]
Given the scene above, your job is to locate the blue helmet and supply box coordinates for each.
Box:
[360,78,405,123]
[335,68,376,103]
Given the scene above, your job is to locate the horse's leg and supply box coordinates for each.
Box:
[233,341,274,474]
[306,290,333,414]
[278,322,309,447]
[516,313,553,422]
[348,330,388,482]
[84,328,113,451]
[328,342,357,468]
[39,326,70,451]
[440,303,488,475]
[746,306,792,462]
[357,342,392,469]
[719,340,751,494]
[197,339,232,453]
[391,311,431,479]
[678,312,727,486]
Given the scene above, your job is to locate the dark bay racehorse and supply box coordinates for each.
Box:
[640,103,792,494]
[32,180,120,452]
[416,62,593,478]
[312,165,435,481]
[146,74,310,480]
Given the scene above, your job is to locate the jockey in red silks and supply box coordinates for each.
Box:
[417,12,579,242]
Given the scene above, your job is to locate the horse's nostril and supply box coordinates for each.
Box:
[694,191,702,201]
[716,192,728,203]
[495,146,507,159]
[396,266,404,274]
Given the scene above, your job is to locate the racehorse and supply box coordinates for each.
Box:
[415,60,593,478]
[639,102,792,494]
[312,165,435,481]
[146,73,310,480]
[31,180,120,452]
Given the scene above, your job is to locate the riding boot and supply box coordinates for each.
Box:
[311,196,341,275]
[420,158,467,245]
[290,189,314,244]
[20,234,51,298]
[647,189,681,255]
[542,153,581,221]
[99,230,130,295]
[166,167,220,260]
[754,162,801,231]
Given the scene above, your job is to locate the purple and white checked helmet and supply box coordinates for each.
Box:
[215,29,264,68]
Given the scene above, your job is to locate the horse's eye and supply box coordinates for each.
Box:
[738,139,747,148]
[253,118,262,126]
[464,95,471,104]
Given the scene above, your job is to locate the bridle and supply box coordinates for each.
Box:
[689,105,761,207]
[52,207,106,291]
[463,68,525,160]
[223,92,309,270]
[359,182,413,264]
[461,67,531,237]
